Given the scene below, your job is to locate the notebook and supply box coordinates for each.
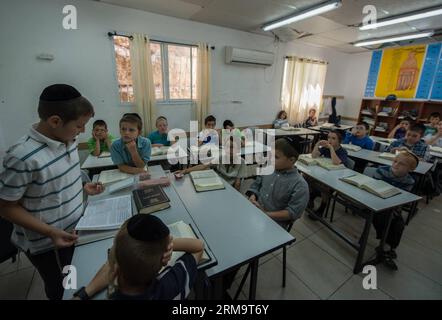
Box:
[165,220,211,267]
[340,173,401,199]
[379,152,396,160]
[75,194,132,231]
[341,144,362,152]
[151,146,170,156]
[297,154,346,170]
[189,169,225,192]
[132,185,171,214]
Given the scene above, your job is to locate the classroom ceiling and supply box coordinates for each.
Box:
[95,0,442,53]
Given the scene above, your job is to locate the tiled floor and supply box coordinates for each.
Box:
[1,190,441,300]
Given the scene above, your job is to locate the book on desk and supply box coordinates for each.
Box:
[341,144,362,152]
[378,152,396,160]
[340,173,401,199]
[297,154,346,170]
[189,169,225,192]
[133,184,171,214]
[98,151,111,158]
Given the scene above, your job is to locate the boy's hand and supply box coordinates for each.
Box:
[125,140,137,152]
[50,228,78,248]
[84,182,105,195]
[249,194,257,202]
[318,140,328,147]
[92,131,100,141]
[161,236,173,266]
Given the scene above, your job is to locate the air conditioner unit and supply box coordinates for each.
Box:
[225,46,274,67]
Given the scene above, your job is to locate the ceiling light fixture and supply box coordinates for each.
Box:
[353,30,434,47]
[360,6,442,30]
[262,0,342,32]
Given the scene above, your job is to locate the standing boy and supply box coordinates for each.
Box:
[0,84,105,300]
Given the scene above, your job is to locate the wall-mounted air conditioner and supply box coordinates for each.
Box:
[225,46,274,67]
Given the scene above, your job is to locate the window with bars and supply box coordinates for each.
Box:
[113,36,197,104]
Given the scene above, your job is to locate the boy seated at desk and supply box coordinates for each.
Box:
[87,120,115,156]
[365,150,419,270]
[175,136,247,191]
[303,108,318,128]
[386,123,428,159]
[198,115,219,146]
[72,214,204,300]
[223,119,245,147]
[424,119,442,147]
[110,114,151,174]
[424,120,442,196]
[273,110,289,129]
[388,117,412,140]
[148,116,173,147]
[307,130,349,219]
[343,121,374,150]
[424,112,440,137]
[246,138,309,227]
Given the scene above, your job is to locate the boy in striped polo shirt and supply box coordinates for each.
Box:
[0,84,105,300]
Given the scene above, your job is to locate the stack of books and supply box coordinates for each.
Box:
[190,169,225,192]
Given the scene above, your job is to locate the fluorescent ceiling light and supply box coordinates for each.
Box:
[262,0,342,32]
[353,31,434,47]
[360,7,442,30]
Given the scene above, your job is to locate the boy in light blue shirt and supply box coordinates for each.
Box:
[343,122,374,150]
[111,114,151,174]
[148,116,171,147]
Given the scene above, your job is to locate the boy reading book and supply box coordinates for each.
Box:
[87,120,114,156]
[308,130,348,219]
[111,114,151,174]
[0,84,105,300]
[72,214,204,300]
[386,123,428,159]
[365,150,418,270]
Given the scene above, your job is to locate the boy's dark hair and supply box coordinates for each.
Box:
[223,120,234,129]
[357,121,369,130]
[123,113,142,121]
[120,114,143,131]
[114,215,170,288]
[409,123,426,136]
[205,115,216,125]
[401,117,413,123]
[156,116,167,125]
[38,84,94,123]
[276,110,286,119]
[93,120,107,129]
[328,130,343,143]
[429,112,440,119]
[275,138,299,161]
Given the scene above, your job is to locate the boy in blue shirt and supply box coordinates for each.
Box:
[72,214,204,300]
[343,121,374,150]
[388,117,411,140]
[148,116,171,147]
[111,114,151,174]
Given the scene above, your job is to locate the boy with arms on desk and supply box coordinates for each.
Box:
[424,112,440,137]
[343,121,374,150]
[388,117,411,140]
[72,214,204,300]
[386,123,428,159]
[111,114,151,174]
[148,116,172,147]
[366,150,418,270]
[246,138,309,227]
[87,119,114,156]
[198,115,219,146]
[0,84,105,300]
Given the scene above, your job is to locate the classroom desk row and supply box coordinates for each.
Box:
[63,165,295,300]
[296,162,421,273]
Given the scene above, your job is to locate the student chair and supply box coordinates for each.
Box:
[346,158,356,170]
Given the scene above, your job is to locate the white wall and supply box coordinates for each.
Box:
[0,0,368,147]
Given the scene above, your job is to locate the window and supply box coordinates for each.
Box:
[113,37,197,104]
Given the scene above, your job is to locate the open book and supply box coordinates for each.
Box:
[341,144,362,152]
[75,194,132,231]
[165,221,210,268]
[151,146,170,156]
[379,152,396,160]
[98,169,134,185]
[340,173,401,199]
[98,151,111,158]
[429,145,442,153]
[280,126,301,131]
[375,138,396,144]
[297,154,346,170]
[76,229,118,247]
[189,169,225,192]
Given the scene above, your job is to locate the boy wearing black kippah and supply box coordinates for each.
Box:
[0,84,105,300]
[74,214,204,300]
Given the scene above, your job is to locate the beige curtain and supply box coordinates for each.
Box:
[194,43,211,126]
[281,57,327,124]
[130,33,156,134]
